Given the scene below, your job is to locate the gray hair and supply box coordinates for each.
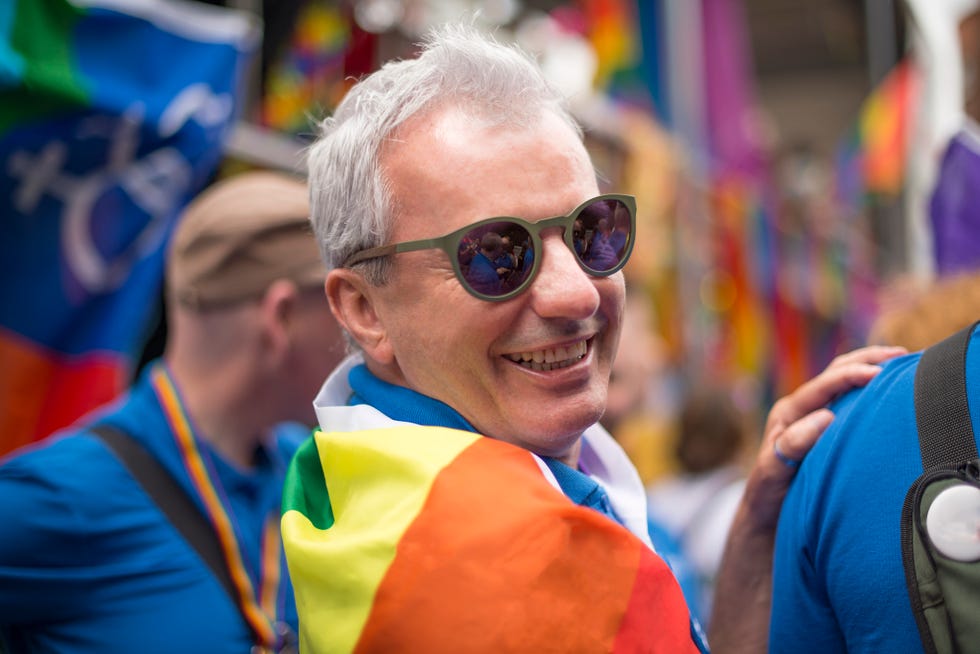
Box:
[306,22,582,285]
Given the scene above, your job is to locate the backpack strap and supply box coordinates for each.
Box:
[913,321,980,468]
[89,423,259,644]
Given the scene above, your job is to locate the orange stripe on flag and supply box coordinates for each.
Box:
[355,438,696,652]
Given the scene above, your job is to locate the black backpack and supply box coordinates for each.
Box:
[901,321,980,654]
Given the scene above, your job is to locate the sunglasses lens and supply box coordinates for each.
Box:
[457,222,534,298]
[573,198,632,273]
[453,196,632,300]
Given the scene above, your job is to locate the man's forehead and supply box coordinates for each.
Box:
[387,103,581,162]
[383,108,596,231]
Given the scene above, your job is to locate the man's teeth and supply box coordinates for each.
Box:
[505,340,588,371]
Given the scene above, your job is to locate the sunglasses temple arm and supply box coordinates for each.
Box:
[343,236,449,267]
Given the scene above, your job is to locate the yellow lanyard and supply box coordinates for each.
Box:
[151,365,280,649]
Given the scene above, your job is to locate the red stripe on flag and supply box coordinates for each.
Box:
[613,545,700,653]
[0,327,126,457]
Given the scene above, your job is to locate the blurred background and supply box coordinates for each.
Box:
[2,0,975,483]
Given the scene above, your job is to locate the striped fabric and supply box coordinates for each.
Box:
[282,425,698,653]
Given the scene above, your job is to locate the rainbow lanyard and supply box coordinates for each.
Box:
[151,365,281,649]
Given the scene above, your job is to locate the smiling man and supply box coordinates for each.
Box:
[348,105,620,467]
[281,23,903,654]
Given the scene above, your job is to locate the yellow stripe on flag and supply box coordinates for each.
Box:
[282,425,481,653]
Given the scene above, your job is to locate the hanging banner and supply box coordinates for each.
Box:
[0,0,259,456]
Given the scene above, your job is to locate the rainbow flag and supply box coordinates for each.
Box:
[858,59,918,196]
[580,0,639,91]
[0,0,258,456]
[836,58,920,204]
[282,425,699,653]
[828,59,919,344]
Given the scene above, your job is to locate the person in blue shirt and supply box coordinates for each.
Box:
[606,207,630,258]
[466,231,505,296]
[770,293,979,653]
[0,171,345,654]
[583,218,619,271]
[494,235,518,275]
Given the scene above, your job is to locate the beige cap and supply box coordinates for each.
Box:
[167,171,324,309]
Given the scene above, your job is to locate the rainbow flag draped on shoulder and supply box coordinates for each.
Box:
[0,0,258,456]
[282,423,700,653]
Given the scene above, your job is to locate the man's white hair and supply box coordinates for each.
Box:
[306,22,582,286]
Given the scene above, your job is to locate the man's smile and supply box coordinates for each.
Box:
[504,338,589,371]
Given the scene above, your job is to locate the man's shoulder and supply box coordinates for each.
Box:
[792,351,921,490]
[2,428,115,477]
[8,422,152,483]
[0,385,165,502]
[827,350,919,429]
[832,327,980,434]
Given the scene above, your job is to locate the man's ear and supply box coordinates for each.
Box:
[324,269,394,364]
[258,279,300,360]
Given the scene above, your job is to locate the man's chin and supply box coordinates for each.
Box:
[519,417,601,458]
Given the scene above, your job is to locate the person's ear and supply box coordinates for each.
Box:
[259,279,300,359]
[324,269,394,364]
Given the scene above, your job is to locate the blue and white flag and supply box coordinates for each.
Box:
[0,0,259,455]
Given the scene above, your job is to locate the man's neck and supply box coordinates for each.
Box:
[163,358,266,469]
[553,444,582,469]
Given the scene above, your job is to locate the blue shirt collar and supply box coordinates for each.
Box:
[347,364,475,432]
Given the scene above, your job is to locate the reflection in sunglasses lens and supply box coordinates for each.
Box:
[458,223,534,297]
[576,199,631,273]
[455,198,631,298]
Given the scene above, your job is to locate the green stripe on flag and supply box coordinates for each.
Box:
[282,433,334,530]
[0,0,88,133]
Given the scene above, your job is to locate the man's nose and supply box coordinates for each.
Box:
[527,233,600,319]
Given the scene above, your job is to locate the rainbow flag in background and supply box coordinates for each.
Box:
[836,58,920,205]
[828,59,919,344]
[0,0,258,457]
[579,0,639,91]
[857,59,918,197]
[282,425,700,653]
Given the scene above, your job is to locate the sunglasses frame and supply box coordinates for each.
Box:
[342,193,637,302]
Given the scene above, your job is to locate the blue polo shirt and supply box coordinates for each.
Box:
[0,363,302,653]
[770,325,980,652]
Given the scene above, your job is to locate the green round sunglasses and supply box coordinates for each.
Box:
[342,193,636,302]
